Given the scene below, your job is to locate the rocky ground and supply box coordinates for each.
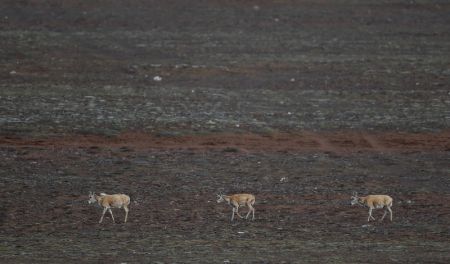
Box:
[1,1,449,263]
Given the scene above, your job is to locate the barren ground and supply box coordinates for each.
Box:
[1,1,450,263]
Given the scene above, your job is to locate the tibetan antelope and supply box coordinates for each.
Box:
[217,193,256,221]
[88,192,130,223]
[351,192,393,222]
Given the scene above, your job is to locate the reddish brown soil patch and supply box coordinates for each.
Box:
[1,131,448,153]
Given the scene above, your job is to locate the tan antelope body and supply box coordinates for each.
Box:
[88,192,130,223]
[217,193,256,221]
[351,192,393,222]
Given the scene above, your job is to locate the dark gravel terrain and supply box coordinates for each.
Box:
[1,1,449,263]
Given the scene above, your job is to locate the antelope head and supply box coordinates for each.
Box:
[217,194,225,203]
[350,191,361,206]
[88,191,97,204]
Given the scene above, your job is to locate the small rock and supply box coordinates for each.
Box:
[153,76,162,81]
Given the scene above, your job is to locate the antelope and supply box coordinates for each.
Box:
[88,192,130,223]
[217,193,256,221]
[351,192,393,222]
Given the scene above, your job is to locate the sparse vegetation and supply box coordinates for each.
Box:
[1,0,449,262]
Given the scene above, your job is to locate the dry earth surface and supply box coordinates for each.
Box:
[1,0,450,263]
